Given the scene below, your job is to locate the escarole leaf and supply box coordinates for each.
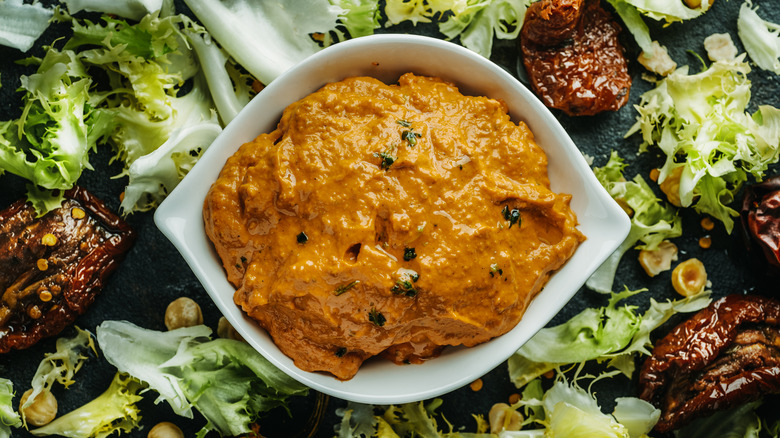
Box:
[67,13,225,214]
[587,151,681,294]
[23,328,95,424]
[0,0,54,52]
[0,49,112,193]
[508,289,711,387]
[385,0,527,58]
[738,0,780,74]
[514,374,660,438]
[30,373,144,438]
[96,320,308,438]
[60,0,167,21]
[0,379,21,438]
[627,55,780,233]
[182,0,346,85]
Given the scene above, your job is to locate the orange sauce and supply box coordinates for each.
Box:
[204,73,584,380]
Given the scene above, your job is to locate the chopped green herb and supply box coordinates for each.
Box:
[501,205,521,229]
[402,128,422,147]
[369,308,386,326]
[335,347,347,357]
[240,256,247,263]
[334,280,360,296]
[490,263,504,277]
[397,119,412,128]
[374,149,396,170]
[403,247,417,261]
[296,231,308,244]
[391,280,417,297]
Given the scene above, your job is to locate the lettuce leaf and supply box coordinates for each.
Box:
[0,49,112,191]
[23,328,95,426]
[0,379,21,438]
[508,289,711,387]
[627,55,780,233]
[386,0,527,58]
[334,0,382,39]
[30,373,144,438]
[60,0,166,21]
[0,0,54,52]
[737,0,780,74]
[587,151,682,293]
[182,0,346,85]
[513,373,659,438]
[96,320,308,438]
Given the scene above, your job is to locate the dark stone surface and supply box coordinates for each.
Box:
[0,0,778,437]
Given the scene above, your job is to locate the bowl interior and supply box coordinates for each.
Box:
[154,34,630,404]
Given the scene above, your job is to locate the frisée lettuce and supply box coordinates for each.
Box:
[737,0,780,74]
[627,55,780,233]
[96,320,308,438]
[508,288,711,387]
[0,379,21,438]
[587,151,682,294]
[385,0,527,58]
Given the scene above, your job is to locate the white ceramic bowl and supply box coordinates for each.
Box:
[154,34,630,404]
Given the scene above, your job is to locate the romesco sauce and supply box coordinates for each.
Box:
[203,73,584,380]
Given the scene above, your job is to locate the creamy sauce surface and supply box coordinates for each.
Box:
[204,73,584,380]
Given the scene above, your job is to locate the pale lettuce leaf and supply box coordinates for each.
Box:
[0,379,21,438]
[738,0,780,74]
[0,0,53,52]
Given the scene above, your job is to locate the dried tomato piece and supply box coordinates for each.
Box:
[0,187,135,353]
[520,0,632,116]
[638,294,780,432]
[741,175,780,274]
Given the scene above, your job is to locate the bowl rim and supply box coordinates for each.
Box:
[154,33,631,404]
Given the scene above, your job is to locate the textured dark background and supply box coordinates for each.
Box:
[0,1,779,437]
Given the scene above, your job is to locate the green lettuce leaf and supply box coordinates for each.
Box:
[587,151,682,293]
[627,55,780,233]
[30,373,144,438]
[334,0,382,38]
[23,328,95,426]
[508,289,711,387]
[96,320,308,438]
[60,0,166,21]
[0,379,21,438]
[0,49,111,192]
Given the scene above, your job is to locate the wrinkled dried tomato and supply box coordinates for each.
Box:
[741,175,780,275]
[638,294,780,432]
[520,0,632,116]
[0,187,135,353]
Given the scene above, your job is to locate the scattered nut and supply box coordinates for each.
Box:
[489,403,523,434]
[19,389,57,427]
[659,166,684,207]
[470,378,483,392]
[148,421,184,438]
[638,241,679,277]
[671,258,708,297]
[217,316,244,342]
[164,297,203,330]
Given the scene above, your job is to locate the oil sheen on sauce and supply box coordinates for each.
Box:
[203,73,585,380]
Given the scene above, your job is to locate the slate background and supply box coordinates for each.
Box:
[0,1,778,437]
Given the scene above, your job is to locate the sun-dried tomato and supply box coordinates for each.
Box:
[0,187,135,353]
[741,175,780,275]
[638,294,780,432]
[520,0,632,116]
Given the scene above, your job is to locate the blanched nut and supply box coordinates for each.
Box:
[704,33,737,62]
[659,166,684,207]
[683,0,714,9]
[147,422,184,438]
[638,241,679,277]
[19,389,57,427]
[489,403,523,434]
[164,297,203,330]
[217,316,244,342]
[638,41,677,76]
[671,258,708,297]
